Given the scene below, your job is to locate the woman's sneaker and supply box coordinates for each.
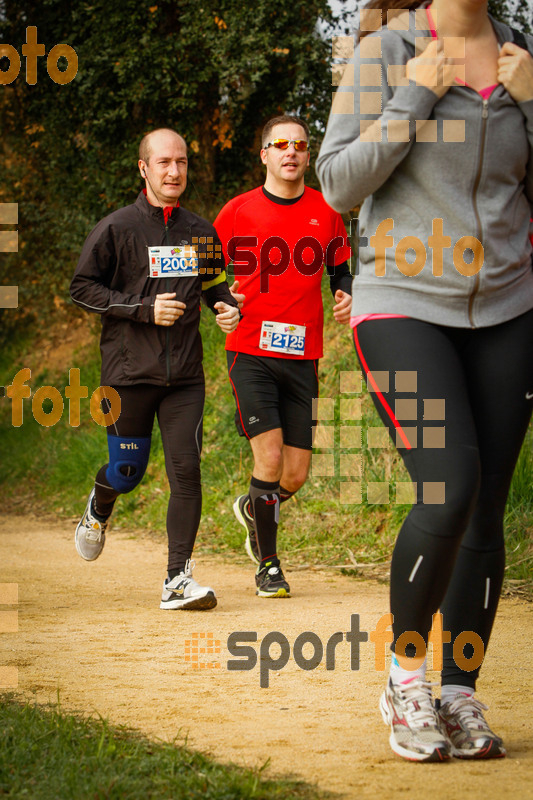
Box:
[437,694,506,759]
[255,557,290,597]
[75,488,109,561]
[160,560,217,610]
[380,677,451,762]
[233,494,260,565]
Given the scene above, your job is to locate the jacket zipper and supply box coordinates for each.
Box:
[164,217,171,385]
[467,98,489,328]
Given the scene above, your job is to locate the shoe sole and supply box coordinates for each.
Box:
[233,498,260,566]
[256,587,290,598]
[379,691,450,763]
[449,742,506,759]
[160,591,217,610]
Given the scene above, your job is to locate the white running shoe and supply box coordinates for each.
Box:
[380,677,451,762]
[160,559,217,610]
[75,488,109,561]
[437,694,506,759]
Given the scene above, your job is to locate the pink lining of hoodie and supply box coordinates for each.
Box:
[426,6,498,99]
[350,313,408,329]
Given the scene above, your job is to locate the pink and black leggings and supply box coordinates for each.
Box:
[353,309,533,688]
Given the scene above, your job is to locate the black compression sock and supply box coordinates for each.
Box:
[242,489,291,516]
[249,477,280,563]
[279,486,295,503]
[91,494,113,521]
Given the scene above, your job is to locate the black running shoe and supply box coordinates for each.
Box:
[255,557,290,598]
[233,494,260,565]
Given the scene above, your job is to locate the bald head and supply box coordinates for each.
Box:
[139,128,187,164]
[138,128,188,207]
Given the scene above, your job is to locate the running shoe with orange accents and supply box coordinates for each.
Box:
[75,488,109,561]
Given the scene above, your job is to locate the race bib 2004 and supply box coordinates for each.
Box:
[259,321,306,356]
[148,245,198,277]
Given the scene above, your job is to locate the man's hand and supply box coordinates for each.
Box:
[214,301,240,333]
[154,292,186,326]
[333,289,351,324]
[229,280,245,310]
[498,42,533,103]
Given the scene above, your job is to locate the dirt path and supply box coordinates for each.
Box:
[1,514,532,799]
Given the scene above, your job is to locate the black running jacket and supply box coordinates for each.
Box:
[70,192,237,386]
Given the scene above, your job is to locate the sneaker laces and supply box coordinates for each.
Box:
[167,559,196,589]
[396,679,440,727]
[445,694,490,730]
[85,512,104,541]
[183,558,195,577]
[259,559,282,578]
[86,499,108,540]
[85,526,102,543]
[167,559,214,600]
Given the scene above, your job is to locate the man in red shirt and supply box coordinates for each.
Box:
[214,115,352,598]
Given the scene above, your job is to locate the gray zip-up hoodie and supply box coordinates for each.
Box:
[316,7,533,328]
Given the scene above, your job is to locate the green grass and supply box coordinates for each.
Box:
[502,425,533,592]
[1,285,532,592]
[0,695,326,800]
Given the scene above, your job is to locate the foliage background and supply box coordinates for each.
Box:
[0,0,530,342]
[0,1,532,592]
[0,0,349,341]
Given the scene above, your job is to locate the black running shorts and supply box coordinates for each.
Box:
[226,351,319,449]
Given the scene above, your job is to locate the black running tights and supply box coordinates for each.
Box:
[353,310,533,688]
[94,382,205,573]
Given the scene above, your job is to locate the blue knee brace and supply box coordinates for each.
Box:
[105,434,151,494]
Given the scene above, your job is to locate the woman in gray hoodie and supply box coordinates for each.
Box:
[317,0,533,764]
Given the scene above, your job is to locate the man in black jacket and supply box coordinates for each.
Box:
[70,128,239,610]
